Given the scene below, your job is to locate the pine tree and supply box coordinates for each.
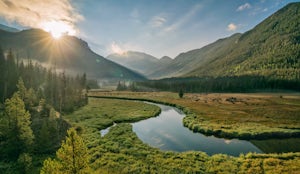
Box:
[40,128,90,174]
[0,47,5,102]
[80,73,87,90]
[36,121,52,153]
[40,158,62,174]
[5,49,18,99]
[179,89,184,98]
[4,93,34,158]
[17,153,32,174]
[17,78,27,101]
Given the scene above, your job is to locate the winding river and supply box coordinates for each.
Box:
[101,100,300,156]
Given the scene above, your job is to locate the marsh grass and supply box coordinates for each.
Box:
[64,98,161,129]
[62,97,300,173]
[89,91,300,139]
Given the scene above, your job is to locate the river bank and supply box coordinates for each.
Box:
[63,97,300,173]
[89,91,300,140]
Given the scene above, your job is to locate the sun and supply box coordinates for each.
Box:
[41,21,76,39]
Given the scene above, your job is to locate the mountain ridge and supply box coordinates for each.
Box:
[183,2,300,80]
[147,2,300,80]
[121,2,300,81]
[0,28,145,81]
[0,24,19,32]
[148,33,242,78]
[106,51,171,77]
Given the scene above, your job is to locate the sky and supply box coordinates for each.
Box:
[0,0,299,58]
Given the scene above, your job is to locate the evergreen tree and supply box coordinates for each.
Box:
[179,89,184,98]
[17,153,32,174]
[36,121,52,153]
[40,158,62,174]
[40,128,90,174]
[4,93,34,158]
[16,78,27,101]
[80,73,87,90]
[116,81,126,91]
[5,49,18,99]
[0,47,5,102]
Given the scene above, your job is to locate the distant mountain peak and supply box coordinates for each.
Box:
[183,2,300,80]
[160,56,172,64]
[160,56,172,60]
[107,51,174,77]
[149,2,300,80]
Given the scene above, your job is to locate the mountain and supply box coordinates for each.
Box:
[0,28,145,81]
[151,2,300,81]
[107,51,172,77]
[0,24,19,32]
[159,56,172,64]
[148,33,242,78]
[183,2,300,80]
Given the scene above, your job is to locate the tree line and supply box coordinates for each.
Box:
[0,48,88,113]
[137,75,300,93]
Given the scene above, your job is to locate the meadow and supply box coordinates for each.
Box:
[63,96,300,173]
[89,91,300,139]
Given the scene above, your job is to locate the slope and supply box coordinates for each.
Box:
[148,33,242,79]
[0,24,19,32]
[185,2,300,80]
[107,51,172,77]
[0,28,145,81]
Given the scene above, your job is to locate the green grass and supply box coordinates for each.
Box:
[89,91,300,139]
[64,97,161,129]
[63,98,160,148]
[62,97,300,173]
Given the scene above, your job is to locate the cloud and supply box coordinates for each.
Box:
[111,42,125,55]
[227,23,237,31]
[0,0,83,34]
[150,16,166,28]
[236,3,251,11]
[165,4,202,32]
[109,41,142,56]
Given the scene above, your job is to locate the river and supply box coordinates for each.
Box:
[101,100,300,156]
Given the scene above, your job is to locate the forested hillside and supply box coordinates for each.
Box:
[0,48,88,173]
[139,3,300,92]
[185,2,300,80]
[149,33,242,78]
[0,28,145,81]
[146,3,300,81]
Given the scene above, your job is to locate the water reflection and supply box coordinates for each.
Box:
[99,101,300,156]
[100,123,116,137]
[132,103,262,156]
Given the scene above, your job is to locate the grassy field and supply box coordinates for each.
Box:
[88,91,300,139]
[63,98,160,145]
[63,97,300,173]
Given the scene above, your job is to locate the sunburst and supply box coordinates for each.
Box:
[41,21,76,39]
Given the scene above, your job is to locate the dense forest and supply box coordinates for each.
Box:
[137,76,300,93]
[0,47,88,173]
[184,3,300,79]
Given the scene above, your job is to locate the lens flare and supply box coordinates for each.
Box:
[41,21,76,39]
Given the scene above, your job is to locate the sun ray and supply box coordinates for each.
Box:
[40,21,76,39]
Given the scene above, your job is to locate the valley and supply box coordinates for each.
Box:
[62,94,300,173]
[0,1,299,173]
[89,91,300,140]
